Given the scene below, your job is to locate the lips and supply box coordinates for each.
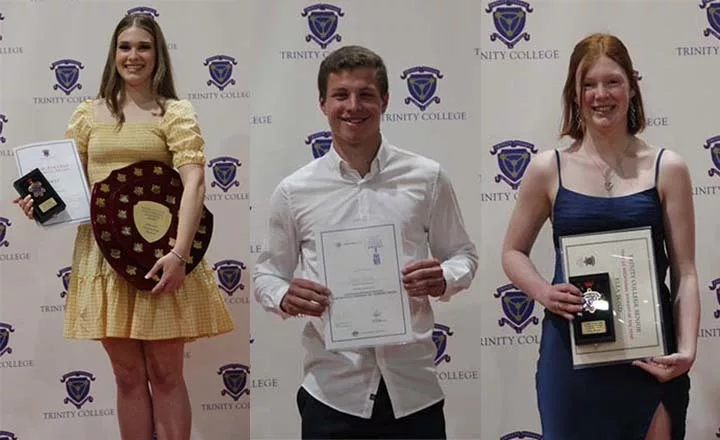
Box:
[340,116,368,125]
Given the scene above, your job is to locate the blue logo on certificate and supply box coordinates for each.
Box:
[501,432,543,440]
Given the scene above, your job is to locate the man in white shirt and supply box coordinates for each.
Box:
[253,45,478,439]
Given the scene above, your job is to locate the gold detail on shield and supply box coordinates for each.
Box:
[133,201,172,244]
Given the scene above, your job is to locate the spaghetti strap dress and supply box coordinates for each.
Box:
[536,148,690,439]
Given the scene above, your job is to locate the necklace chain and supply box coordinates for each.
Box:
[584,141,632,193]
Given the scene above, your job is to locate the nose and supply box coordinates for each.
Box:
[347,93,361,110]
[596,83,609,98]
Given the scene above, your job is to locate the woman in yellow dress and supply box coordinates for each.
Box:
[14,12,233,440]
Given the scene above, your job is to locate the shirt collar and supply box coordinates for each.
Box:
[325,135,391,176]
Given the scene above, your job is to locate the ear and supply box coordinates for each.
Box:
[381,93,389,113]
[319,96,327,115]
[629,87,636,98]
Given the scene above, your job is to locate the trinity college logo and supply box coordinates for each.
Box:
[50,59,84,95]
[204,55,238,91]
[401,66,443,111]
[490,140,538,190]
[57,266,71,298]
[208,157,241,192]
[213,260,247,295]
[302,4,344,49]
[0,217,10,247]
[0,322,14,357]
[305,131,333,158]
[704,135,720,177]
[495,284,539,333]
[501,431,543,440]
[710,278,720,318]
[126,6,160,17]
[61,370,96,409]
[432,324,453,365]
[0,431,18,440]
[701,0,720,40]
[218,364,250,401]
[0,114,7,143]
[486,0,533,49]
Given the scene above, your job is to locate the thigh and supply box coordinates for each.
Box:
[297,387,371,440]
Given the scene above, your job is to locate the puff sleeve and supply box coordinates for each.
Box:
[64,100,92,166]
[163,100,206,168]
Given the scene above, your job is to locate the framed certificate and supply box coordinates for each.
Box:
[14,139,91,227]
[559,227,668,368]
[316,223,413,350]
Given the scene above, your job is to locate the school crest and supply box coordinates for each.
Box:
[486,0,533,49]
[302,4,344,49]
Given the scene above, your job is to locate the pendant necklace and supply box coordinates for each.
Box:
[585,141,631,194]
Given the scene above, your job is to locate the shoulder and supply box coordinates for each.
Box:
[164,99,196,118]
[525,149,559,182]
[385,143,443,177]
[277,157,327,191]
[73,99,97,116]
[657,148,690,184]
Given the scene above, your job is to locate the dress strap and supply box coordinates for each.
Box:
[654,148,666,186]
[554,149,563,187]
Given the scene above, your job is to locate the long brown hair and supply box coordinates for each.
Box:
[98,13,178,125]
[560,33,645,140]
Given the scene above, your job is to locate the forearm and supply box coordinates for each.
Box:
[673,273,700,358]
[173,180,205,258]
[502,249,552,300]
[252,271,291,315]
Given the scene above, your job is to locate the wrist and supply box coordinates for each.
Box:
[169,248,190,264]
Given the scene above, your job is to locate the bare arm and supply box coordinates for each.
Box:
[173,163,205,259]
[633,150,699,381]
[502,150,582,319]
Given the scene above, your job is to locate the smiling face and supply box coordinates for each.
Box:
[320,67,389,153]
[576,55,635,133]
[114,26,156,89]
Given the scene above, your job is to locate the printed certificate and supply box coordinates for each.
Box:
[317,223,413,350]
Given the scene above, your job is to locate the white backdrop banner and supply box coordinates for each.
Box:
[0,0,718,439]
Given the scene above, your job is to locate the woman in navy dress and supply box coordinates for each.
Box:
[502,33,699,439]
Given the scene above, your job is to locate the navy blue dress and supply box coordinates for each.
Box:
[537,149,690,440]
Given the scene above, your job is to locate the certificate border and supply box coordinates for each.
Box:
[560,226,668,368]
[319,223,410,346]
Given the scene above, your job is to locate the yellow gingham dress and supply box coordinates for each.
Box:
[63,99,234,340]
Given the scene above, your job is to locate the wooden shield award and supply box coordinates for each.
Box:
[90,160,213,291]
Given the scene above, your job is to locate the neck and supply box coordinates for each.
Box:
[333,134,382,177]
[582,128,633,159]
[123,83,155,107]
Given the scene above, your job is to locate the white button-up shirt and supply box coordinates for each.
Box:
[253,138,478,419]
